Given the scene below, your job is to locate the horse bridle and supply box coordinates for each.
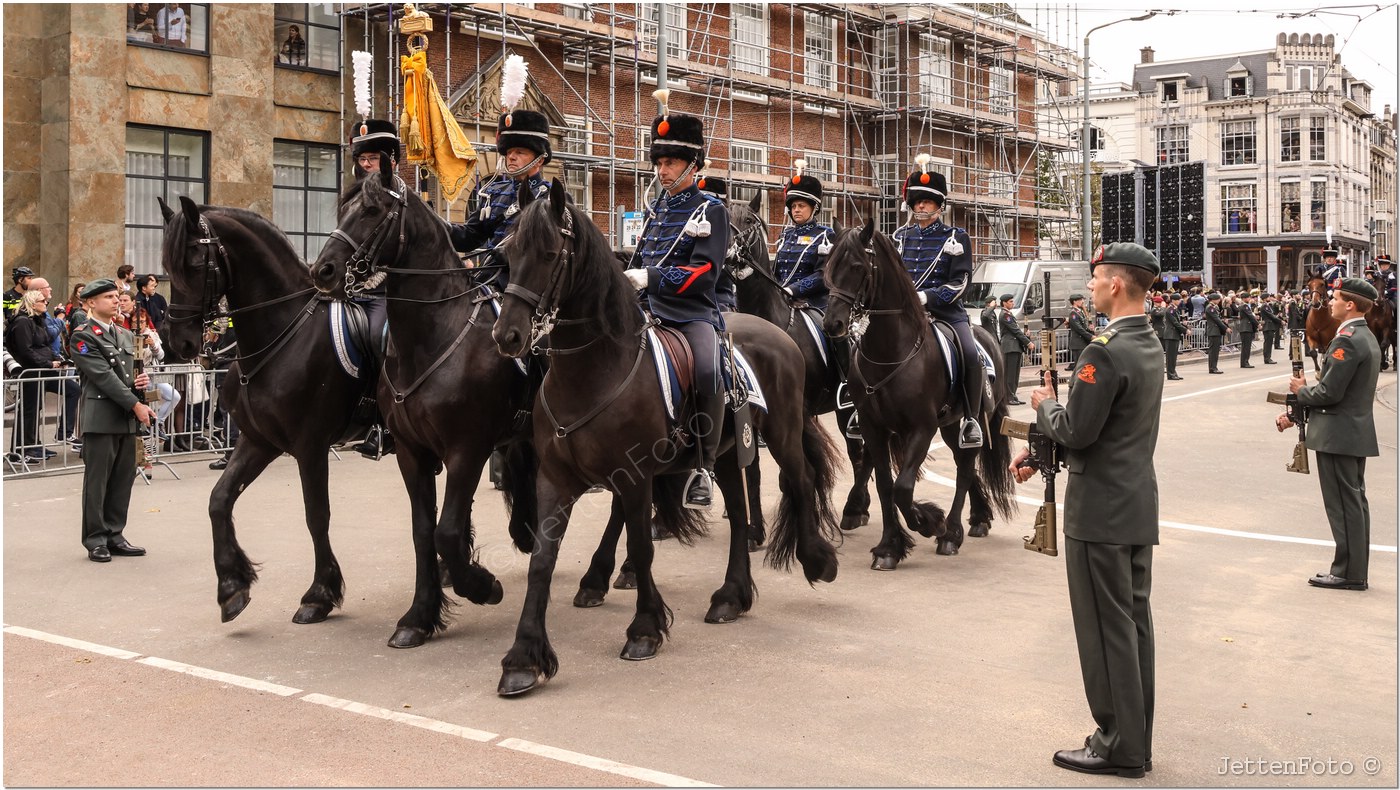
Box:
[825,237,905,335]
[165,216,233,335]
[329,176,409,299]
[501,206,584,353]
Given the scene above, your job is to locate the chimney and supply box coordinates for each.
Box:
[1140,46,1155,64]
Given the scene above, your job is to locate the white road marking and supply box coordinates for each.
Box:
[301,693,497,742]
[137,655,303,696]
[1162,373,1291,402]
[496,737,720,787]
[918,466,1398,553]
[4,625,716,787]
[2,625,141,659]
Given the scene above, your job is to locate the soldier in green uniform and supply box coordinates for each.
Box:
[1162,293,1186,380]
[998,293,1034,404]
[1276,277,1381,591]
[70,279,155,562]
[1203,291,1229,373]
[1259,292,1283,364]
[1066,293,1094,372]
[979,297,999,335]
[1012,242,1163,778]
[1235,290,1259,368]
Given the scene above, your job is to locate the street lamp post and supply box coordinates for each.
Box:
[1082,11,1160,260]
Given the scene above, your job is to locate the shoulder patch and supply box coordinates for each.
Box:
[1077,363,1098,384]
[1093,328,1118,345]
[1332,347,1346,361]
[75,339,88,355]
[1339,326,1355,337]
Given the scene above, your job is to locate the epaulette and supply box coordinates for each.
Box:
[1339,326,1355,337]
[1093,327,1119,345]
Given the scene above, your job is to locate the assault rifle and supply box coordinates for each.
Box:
[1000,280,1061,556]
[1265,331,1310,474]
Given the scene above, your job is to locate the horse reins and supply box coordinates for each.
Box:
[826,235,926,396]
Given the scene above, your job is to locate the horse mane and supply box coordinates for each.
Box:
[728,200,773,275]
[515,197,638,339]
[162,204,307,282]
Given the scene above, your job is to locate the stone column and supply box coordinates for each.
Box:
[1264,244,1279,292]
[3,5,45,279]
[208,4,276,217]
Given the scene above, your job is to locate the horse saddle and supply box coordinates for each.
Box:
[645,324,769,426]
[928,318,997,386]
[330,300,385,382]
[796,306,831,368]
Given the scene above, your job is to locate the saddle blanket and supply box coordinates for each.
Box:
[929,319,997,386]
[487,297,531,377]
[799,308,830,367]
[330,300,377,380]
[647,326,767,422]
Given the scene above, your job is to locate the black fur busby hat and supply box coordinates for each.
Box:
[784,158,823,210]
[904,153,947,208]
[351,118,402,162]
[496,109,552,162]
[1376,254,1393,267]
[697,160,727,197]
[648,89,705,166]
[1322,244,1340,258]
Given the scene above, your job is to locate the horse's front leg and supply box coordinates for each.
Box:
[498,474,577,696]
[389,447,449,648]
[890,426,948,547]
[932,429,971,556]
[209,437,279,622]
[619,481,670,660]
[864,430,914,571]
[291,449,344,624]
[707,457,756,623]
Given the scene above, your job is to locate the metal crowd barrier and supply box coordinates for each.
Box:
[2,364,235,480]
[1018,319,1259,370]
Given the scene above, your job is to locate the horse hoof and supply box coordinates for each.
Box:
[292,603,331,624]
[747,538,762,553]
[573,587,607,608]
[497,668,545,696]
[705,601,742,624]
[809,556,838,584]
[871,555,899,571]
[612,570,637,590]
[935,539,960,556]
[968,522,990,538]
[438,558,453,588]
[840,514,866,532]
[219,589,251,623]
[619,636,660,661]
[473,579,504,606]
[387,627,429,649]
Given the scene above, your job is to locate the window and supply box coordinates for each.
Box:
[1156,125,1188,164]
[1309,117,1326,160]
[559,116,592,215]
[875,155,902,235]
[730,140,767,175]
[988,169,1016,200]
[560,2,590,21]
[639,3,687,61]
[1161,80,1179,102]
[272,141,339,262]
[274,4,339,72]
[1280,116,1301,162]
[1310,178,1327,229]
[803,152,838,217]
[731,3,767,75]
[1281,181,1301,232]
[988,66,1014,116]
[127,3,208,53]
[1297,67,1312,91]
[877,27,901,104]
[126,126,209,273]
[1220,181,1257,234]
[1228,75,1250,97]
[917,34,951,105]
[803,12,835,91]
[1220,120,1256,166]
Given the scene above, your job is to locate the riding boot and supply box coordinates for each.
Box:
[831,334,860,439]
[684,390,725,509]
[958,335,984,450]
[353,399,396,460]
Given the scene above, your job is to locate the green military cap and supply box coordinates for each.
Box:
[1338,277,1379,302]
[1068,293,1085,302]
[1206,291,1222,301]
[1091,242,1161,275]
[1169,292,1182,300]
[80,278,118,299]
[999,293,1015,303]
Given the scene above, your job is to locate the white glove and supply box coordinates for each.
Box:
[782,286,795,297]
[624,268,649,289]
[942,236,964,257]
[917,291,928,306]
[734,265,754,281]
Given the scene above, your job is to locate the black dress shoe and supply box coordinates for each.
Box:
[1167,374,1183,380]
[209,456,229,470]
[88,545,112,563]
[1308,573,1366,590]
[1209,369,1224,374]
[108,539,147,557]
[1053,746,1145,779]
[1241,363,1255,368]
[1265,360,1278,364]
[1007,396,1025,405]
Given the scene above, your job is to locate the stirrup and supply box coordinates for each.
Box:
[355,425,385,460]
[683,468,713,510]
[958,418,983,449]
[843,410,862,440]
[835,382,854,410]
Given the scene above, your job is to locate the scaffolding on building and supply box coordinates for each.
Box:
[342,2,1087,260]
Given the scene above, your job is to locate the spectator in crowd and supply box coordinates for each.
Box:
[116,291,136,330]
[116,264,137,295]
[3,265,34,321]
[155,2,187,47]
[280,24,307,66]
[128,3,156,39]
[28,277,80,442]
[65,282,87,322]
[6,291,62,461]
[1188,286,1206,320]
[135,274,168,330]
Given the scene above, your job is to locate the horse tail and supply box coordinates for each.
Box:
[651,474,710,546]
[800,414,842,533]
[979,387,1018,521]
[501,440,538,554]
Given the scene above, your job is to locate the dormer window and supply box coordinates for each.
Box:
[1224,60,1252,98]
[1229,76,1249,97]
[1162,81,1179,102]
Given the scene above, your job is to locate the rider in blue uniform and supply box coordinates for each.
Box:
[696,164,737,313]
[1375,254,1396,303]
[626,91,731,508]
[893,157,985,449]
[348,117,400,459]
[1319,245,1346,300]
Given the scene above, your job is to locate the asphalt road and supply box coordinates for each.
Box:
[4,364,1396,787]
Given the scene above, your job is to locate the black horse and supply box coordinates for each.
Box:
[160,197,364,624]
[822,220,1016,569]
[491,180,840,696]
[725,195,870,533]
[310,167,539,648]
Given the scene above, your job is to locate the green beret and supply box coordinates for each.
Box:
[1092,242,1161,276]
[999,293,1015,303]
[80,278,118,299]
[1207,291,1222,301]
[1169,292,1181,301]
[1338,277,1378,302]
[1068,293,1085,302]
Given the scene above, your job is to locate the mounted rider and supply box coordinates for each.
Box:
[893,155,985,449]
[625,90,731,509]
[447,54,551,292]
[1318,245,1345,301]
[1374,254,1396,303]
[696,161,737,313]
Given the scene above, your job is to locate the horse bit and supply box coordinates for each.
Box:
[330,176,408,300]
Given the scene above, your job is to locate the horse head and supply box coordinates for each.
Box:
[822,219,878,338]
[312,155,407,299]
[161,195,230,361]
[493,178,574,358]
[724,195,771,283]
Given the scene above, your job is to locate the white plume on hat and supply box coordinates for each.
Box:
[352,50,374,123]
[915,153,932,173]
[501,53,528,119]
[653,88,671,118]
[793,158,806,179]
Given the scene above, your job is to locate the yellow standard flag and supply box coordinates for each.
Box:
[400,51,478,204]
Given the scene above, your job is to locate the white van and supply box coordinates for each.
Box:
[963,259,1092,326]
